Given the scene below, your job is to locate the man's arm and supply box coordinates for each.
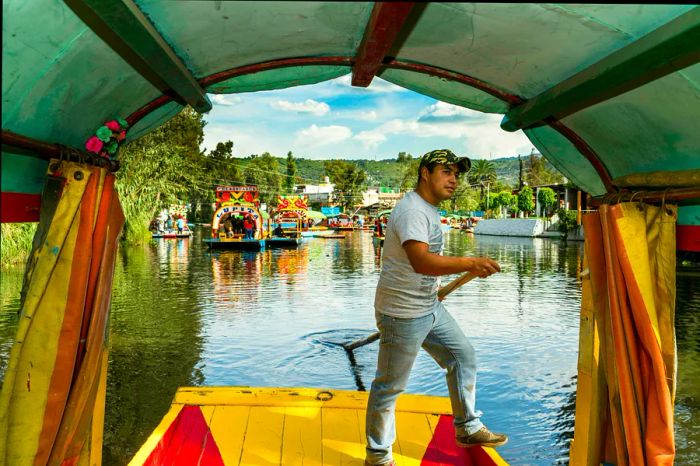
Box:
[403,240,500,278]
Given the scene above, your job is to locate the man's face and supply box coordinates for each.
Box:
[423,163,461,201]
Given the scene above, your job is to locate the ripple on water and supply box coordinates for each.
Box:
[1,230,698,465]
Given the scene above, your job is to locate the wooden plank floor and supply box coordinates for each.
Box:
[129,387,508,466]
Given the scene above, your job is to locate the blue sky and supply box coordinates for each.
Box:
[202,74,535,161]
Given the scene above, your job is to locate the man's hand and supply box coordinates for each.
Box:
[466,257,501,278]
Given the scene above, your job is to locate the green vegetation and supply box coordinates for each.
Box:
[0,223,37,268]
[538,187,557,216]
[557,208,579,240]
[244,153,282,206]
[518,186,535,216]
[116,107,208,243]
[491,191,517,217]
[285,151,296,192]
[324,160,367,210]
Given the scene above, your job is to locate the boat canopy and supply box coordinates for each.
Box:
[2,2,699,206]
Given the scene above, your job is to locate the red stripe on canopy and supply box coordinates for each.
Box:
[0,192,40,222]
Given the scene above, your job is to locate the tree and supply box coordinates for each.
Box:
[557,208,579,240]
[399,158,421,191]
[324,160,366,211]
[396,151,412,163]
[116,106,207,243]
[538,187,557,216]
[527,152,565,186]
[491,191,516,217]
[468,159,497,203]
[517,186,534,216]
[244,152,282,206]
[285,151,296,193]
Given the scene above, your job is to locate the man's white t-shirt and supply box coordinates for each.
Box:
[374,191,443,318]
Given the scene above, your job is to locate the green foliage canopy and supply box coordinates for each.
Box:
[517,186,535,214]
[324,160,366,210]
[116,107,207,243]
[244,152,282,206]
[285,151,296,193]
[537,187,557,216]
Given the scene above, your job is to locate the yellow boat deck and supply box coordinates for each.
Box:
[129,387,508,466]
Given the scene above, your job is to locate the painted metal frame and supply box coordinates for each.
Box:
[63,0,212,113]
[7,5,700,200]
[351,2,416,87]
[501,7,700,132]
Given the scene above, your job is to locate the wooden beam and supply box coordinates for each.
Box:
[63,0,212,113]
[501,7,700,131]
[351,2,415,87]
[590,187,700,206]
[1,130,119,171]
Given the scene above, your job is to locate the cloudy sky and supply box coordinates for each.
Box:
[202,74,535,161]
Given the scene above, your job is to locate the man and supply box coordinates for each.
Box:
[365,149,506,466]
[272,223,285,237]
[243,215,255,240]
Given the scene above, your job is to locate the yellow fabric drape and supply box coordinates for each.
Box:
[570,203,676,466]
[0,160,124,466]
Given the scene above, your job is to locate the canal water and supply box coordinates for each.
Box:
[1,228,698,465]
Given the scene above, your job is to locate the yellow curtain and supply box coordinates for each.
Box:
[570,202,676,465]
[0,160,124,466]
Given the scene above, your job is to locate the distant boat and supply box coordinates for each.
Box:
[152,230,191,239]
[204,186,266,251]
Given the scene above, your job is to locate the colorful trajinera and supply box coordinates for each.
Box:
[203,186,266,250]
[266,195,308,248]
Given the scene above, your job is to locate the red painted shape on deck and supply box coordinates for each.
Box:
[143,405,224,466]
[0,192,40,223]
[677,224,700,252]
[420,415,497,466]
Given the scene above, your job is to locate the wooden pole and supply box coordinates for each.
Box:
[343,272,477,351]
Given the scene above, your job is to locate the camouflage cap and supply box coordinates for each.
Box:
[419,149,471,173]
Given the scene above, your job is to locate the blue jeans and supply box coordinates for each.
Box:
[365,302,483,465]
[244,228,253,239]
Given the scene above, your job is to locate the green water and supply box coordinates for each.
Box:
[0,228,698,465]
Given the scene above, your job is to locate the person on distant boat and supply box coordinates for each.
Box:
[273,223,285,237]
[176,216,185,234]
[375,217,383,237]
[365,149,506,466]
[224,217,234,238]
[243,215,255,240]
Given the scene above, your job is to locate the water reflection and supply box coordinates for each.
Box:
[0,229,697,465]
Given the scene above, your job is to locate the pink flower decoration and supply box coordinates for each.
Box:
[116,131,126,141]
[85,136,104,153]
[105,120,121,131]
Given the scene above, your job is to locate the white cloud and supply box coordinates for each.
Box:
[211,94,242,106]
[353,104,534,158]
[295,124,352,148]
[333,74,407,93]
[354,131,387,149]
[362,110,378,121]
[418,102,488,123]
[271,99,330,116]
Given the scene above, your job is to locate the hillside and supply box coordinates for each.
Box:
[234,154,564,190]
